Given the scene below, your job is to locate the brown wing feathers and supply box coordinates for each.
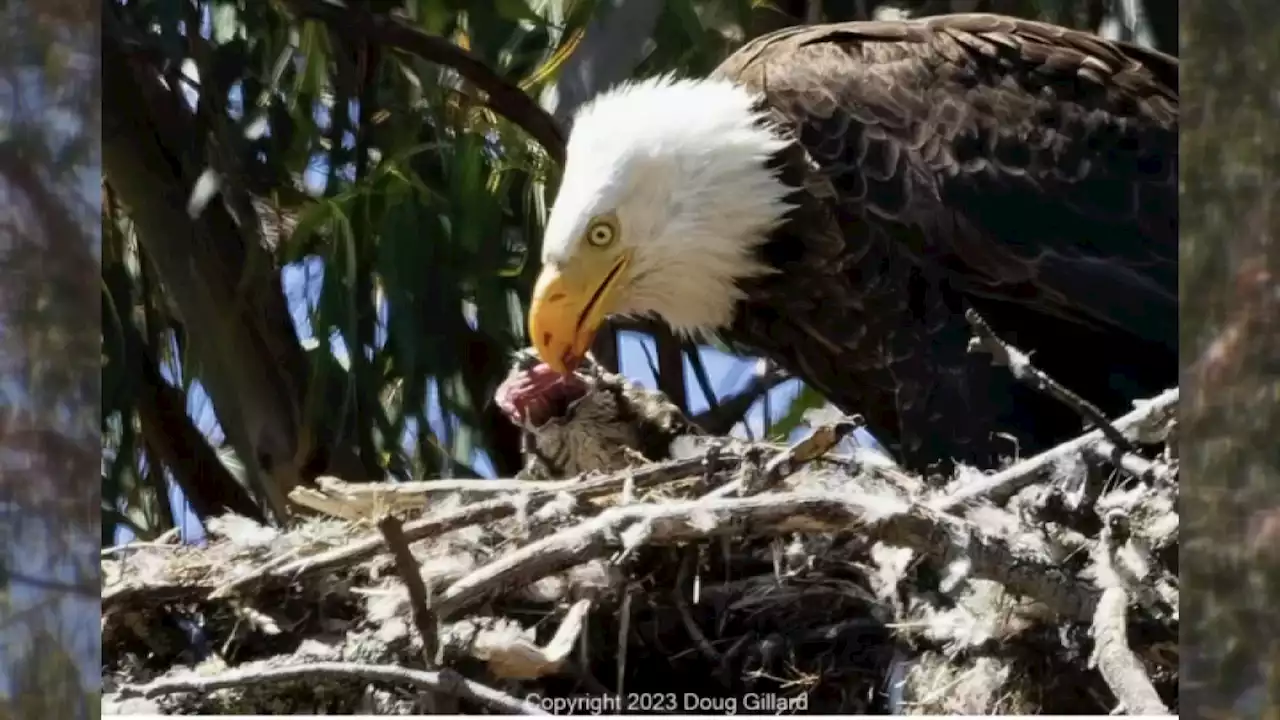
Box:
[715,15,1177,471]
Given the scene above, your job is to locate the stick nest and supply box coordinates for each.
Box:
[103,330,1179,716]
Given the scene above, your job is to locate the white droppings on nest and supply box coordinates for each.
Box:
[365,554,482,623]
[965,501,1054,556]
[944,461,989,493]
[783,465,912,500]
[522,559,622,604]
[923,580,1041,650]
[528,491,580,525]
[206,514,282,548]
[443,599,593,680]
[898,652,1035,716]
[869,543,916,602]
[294,637,346,662]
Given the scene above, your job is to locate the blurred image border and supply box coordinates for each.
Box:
[1178,0,1280,715]
[0,1,102,719]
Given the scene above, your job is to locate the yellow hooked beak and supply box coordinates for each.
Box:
[528,250,631,374]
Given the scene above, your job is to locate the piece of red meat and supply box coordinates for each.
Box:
[494,362,589,428]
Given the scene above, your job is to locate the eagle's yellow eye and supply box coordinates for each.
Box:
[586,220,615,247]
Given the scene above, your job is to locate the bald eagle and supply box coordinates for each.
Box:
[526,14,1178,474]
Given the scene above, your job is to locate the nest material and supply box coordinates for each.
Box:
[102,410,1178,713]
[103,334,1180,716]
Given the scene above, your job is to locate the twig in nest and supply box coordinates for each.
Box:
[615,587,634,708]
[932,389,1178,511]
[377,516,440,669]
[209,453,739,599]
[673,550,721,663]
[704,419,858,498]
[1090,512,1169,715]
[292,474,561,519]
[114,661,545,715]
[433,492,1099,622]
[104,582,220,613]
[101,527,181,556]
[1083,439,1174,486]
[964,308,1135,454]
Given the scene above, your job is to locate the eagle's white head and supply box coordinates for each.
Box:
[528,75,794,374]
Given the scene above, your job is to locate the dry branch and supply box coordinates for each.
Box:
[965,308,1134,453]
[1090,513,1170,714]
[208,453,739,599]
[115,662,543,715]
[932,389,1178,512]
[433,490,1098,621]
[378,516,440,669]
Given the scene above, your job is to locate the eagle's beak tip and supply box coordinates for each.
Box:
[540,351,576,376]
[529,256,617,377]
[531,337,587,377]
[559,351,585,375]
[528,275,584,376]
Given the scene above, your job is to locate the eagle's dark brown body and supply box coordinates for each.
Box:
[713,15,1178,472]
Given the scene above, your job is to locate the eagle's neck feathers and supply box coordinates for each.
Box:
[549,75,796,337]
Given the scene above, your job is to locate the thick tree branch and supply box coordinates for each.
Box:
[118,661,542,715]
[652,326,689,415]
[103,23,306,522]
[282,0,566,163]
[131,325,264,523]
[433,491,1098,621]
[693,370,790,435]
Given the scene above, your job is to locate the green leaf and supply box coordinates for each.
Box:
[211,2,241,44]
[667,0,705,44]
[417,0,454,35]
[281,198,338,264]
[375,173,432,434]
[296,21,330,99]
[769,384,826,441]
